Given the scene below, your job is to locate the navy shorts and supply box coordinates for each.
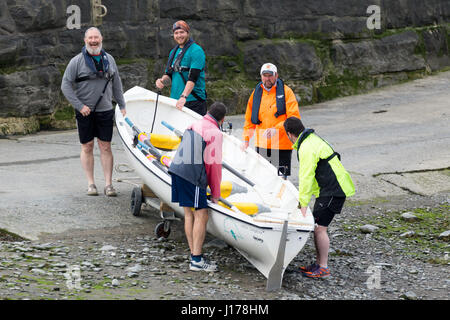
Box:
[312,196,346,227]
[75,109,114,144]
[171,174,208,209]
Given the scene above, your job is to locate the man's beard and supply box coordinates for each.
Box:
[263,80,275,90]
[175,35,189,46]
[86,43,102,55]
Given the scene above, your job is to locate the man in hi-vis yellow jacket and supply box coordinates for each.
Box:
[284,117,355,279]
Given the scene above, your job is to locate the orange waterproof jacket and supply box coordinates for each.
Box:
[243,83,300,150]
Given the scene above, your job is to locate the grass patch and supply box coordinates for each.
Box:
[0,65,30,75]
[53,106,75,121]
[0,229,27,242]
[91,278,111,290]
[355,205,449,264]
[345,197,390,207]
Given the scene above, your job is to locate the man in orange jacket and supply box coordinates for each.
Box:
[241,63,301,176]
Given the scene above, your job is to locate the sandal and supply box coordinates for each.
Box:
[104,184,117,197]
[87,184,98,196]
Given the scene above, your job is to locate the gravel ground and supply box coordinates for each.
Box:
[1,192,448,301]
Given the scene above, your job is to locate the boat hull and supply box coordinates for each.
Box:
[115,86,315,285]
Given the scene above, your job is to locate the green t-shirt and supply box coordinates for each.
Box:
[166,42,206,102]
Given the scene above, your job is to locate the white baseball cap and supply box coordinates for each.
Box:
[260,63,277,75]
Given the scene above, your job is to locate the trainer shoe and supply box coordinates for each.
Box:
[190,257,218,272]
[303,266,331,278]
[298,263,319,273]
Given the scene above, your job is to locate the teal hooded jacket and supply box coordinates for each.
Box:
[293,129,355,207]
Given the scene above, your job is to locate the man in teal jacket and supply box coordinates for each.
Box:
[284,117,355,278]
[155,20,207,115]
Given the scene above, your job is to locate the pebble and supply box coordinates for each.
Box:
[100,245,117,252]
[401,212,420,221]
[32,244,54,251]
[126,264,143,273]
[127,272,138,278]
[375,262,393,268]
[409,268,419,274]
[360,224,379,234]
[81,261,94,268]
[438,230,450,241]
[400,231,415,238]
[30,268,46,275]
[400,291,418,300]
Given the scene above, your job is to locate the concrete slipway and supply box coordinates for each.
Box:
[0,72,449,241]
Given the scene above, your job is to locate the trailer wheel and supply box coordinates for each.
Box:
[131,186,143,216]
[155,221,171,238]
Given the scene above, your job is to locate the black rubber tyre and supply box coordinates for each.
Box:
[155,221,171,238]
[131,187,143,216]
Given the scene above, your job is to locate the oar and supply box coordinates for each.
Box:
[134,142,168,172]
[136,140,266,215]
[161,120,281,207]
[161,120,183,136]
[161,120,253,184]
[126,118,166,162]
[134,141,247,198]
[125,117,248,214]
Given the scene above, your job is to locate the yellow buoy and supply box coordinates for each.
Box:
[139,132,180,151]
[149,133,181,150]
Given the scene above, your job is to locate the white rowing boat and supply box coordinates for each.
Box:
[115,86,315,291]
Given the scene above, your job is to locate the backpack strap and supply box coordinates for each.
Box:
[273,78,286,118]
[77,48,112,82]
[178,72,205,102]
[324,151,341,161]
[165,39,195,76]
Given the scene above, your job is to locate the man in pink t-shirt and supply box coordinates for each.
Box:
[169,102,227,272]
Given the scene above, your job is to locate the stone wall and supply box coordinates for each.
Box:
[0,0,449,134]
